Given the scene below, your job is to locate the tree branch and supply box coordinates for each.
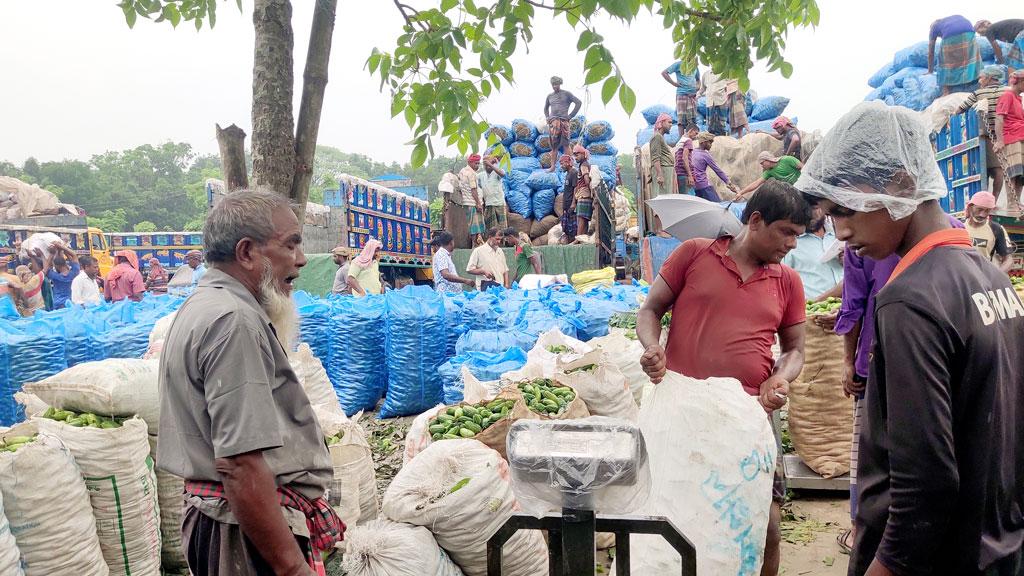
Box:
[393,0,429,32]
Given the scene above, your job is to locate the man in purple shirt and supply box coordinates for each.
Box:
[928,15,982,95]
[690,131,739,201]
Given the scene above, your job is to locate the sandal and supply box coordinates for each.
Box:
[836,528,853,555]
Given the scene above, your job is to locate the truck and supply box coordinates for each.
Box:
[208,176,434,284]
[0,223,115,277]
[106,231,204,271]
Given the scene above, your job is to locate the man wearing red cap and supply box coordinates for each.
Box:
[964,191,1014,273]
[458,154,486,246]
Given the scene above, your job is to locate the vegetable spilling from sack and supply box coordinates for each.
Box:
[805,297,841,315]
[519,379,576,416]
[428,398,516,440]
[41,406,123,428]
[325,430,345,446]
[0,434,36,452]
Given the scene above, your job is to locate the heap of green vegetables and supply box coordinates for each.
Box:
[0,434,36,452]
[428,398,515,441]
[806,297,841,315]
[518,379,576,416]
[41,407,123,429]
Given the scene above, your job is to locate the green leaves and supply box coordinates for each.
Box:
[601,76,620,105]
[585,60,612,84]
[114,0,240,30]
[618,83,636,115]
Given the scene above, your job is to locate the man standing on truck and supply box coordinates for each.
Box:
[995,69,1024,214]
[544,76,583,172]
[662,56,700,137]
[636,181,811,576]
[158,189,341,575]
[71,256,102,306]
[955,66,1010,199]
[480,155,508,231]
[975,19,1024,75]
[458,155,486,246]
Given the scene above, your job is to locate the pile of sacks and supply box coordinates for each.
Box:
[864,36,1011,111]
[0,293,185,426]
[384,324,779,576]
[290,282,647,419]
[635,92,793,147]
[0,177,83,221]
[486,118,619,244]
[11,333,378,575]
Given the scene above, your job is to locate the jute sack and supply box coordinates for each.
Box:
[36,417,161,576]
[0,427,108,575]
[25,359,160,433]
[147,435,187,573]
[0,478,24,575]
[340,519,465,576]
[314,406,379,525]
[382,439,548,576]
[788,318,854,478]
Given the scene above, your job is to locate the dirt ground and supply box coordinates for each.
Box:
[780,493,851,576]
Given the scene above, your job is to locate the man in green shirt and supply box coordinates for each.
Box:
[504,228,542,283]
[737,151,804,199]
[648,112,677,235]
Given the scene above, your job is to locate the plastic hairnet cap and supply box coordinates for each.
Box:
[794,101,947,220]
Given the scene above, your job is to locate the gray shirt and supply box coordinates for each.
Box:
[157,268,331,505]
[545,90,582,120]
[332,263,351,295]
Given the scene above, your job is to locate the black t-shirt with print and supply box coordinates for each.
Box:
[851,246,1024,576]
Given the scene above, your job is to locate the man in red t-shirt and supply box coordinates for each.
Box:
[995,69,1024,213]
[636,180,810,576]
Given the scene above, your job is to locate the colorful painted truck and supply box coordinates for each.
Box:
[0,224,115,276]
[105,231,204,270]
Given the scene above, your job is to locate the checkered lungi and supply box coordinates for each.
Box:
[849,396,863,520]
[676,93,698,128]
[729,91,748,130]
[707,105,729,135]
[1008,30,1024,71]
[484,205,508,230]
[1004,140,1024,180]
[936,31,983,87]
[465,206,485,236]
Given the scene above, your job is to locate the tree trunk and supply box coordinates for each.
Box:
[215,124,249,192]
[251,0,295,198]
[289,0,337,224]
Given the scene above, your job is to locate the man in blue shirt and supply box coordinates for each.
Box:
[43,242,80,309]
[662,59,700,138]
[781,202,843,301]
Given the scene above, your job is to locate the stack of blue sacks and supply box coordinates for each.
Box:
[635,92,792,147]
[487,117,620,227]
[294,282,646,418]
[864,36,1012,111]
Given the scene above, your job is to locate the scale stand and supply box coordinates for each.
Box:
[488,419,697,576]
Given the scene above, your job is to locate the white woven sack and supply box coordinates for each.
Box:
[37,417,161,576]
[0,432,108,575]
[382,439,548,576]
[147,435,187,572]
[555,353,638,422]
[0,488,24,575]
[25,359,160,433]
[314,406,378,523]
[523,328,593,378]
[589,328,646,405]
[402,404,447,465]
[630,373,776,576]
[291,343,346,418]
[340,519,464,576]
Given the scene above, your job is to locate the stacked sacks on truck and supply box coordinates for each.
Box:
[379,286,449,418]
[485,124,513,146]
[509,156,541,173]
[327,295,387,416]
[749,95,790,122]
[583,120,615,144]
[508,141,536,158]
[510,118,539,142]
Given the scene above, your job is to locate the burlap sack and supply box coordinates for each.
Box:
[531,215,559,239]
[507,212,533,238]
[788,318,854,478]
[403,389,528,462]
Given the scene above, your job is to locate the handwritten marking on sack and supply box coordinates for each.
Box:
[701,445,775,576]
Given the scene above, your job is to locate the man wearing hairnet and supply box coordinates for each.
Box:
[796,102,1023,576]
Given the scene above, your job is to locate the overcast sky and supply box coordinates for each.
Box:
[0,0,1017,166]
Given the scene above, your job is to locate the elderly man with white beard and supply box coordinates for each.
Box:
[156,189,342,576]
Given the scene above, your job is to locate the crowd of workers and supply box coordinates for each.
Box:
[0,246,208,316]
